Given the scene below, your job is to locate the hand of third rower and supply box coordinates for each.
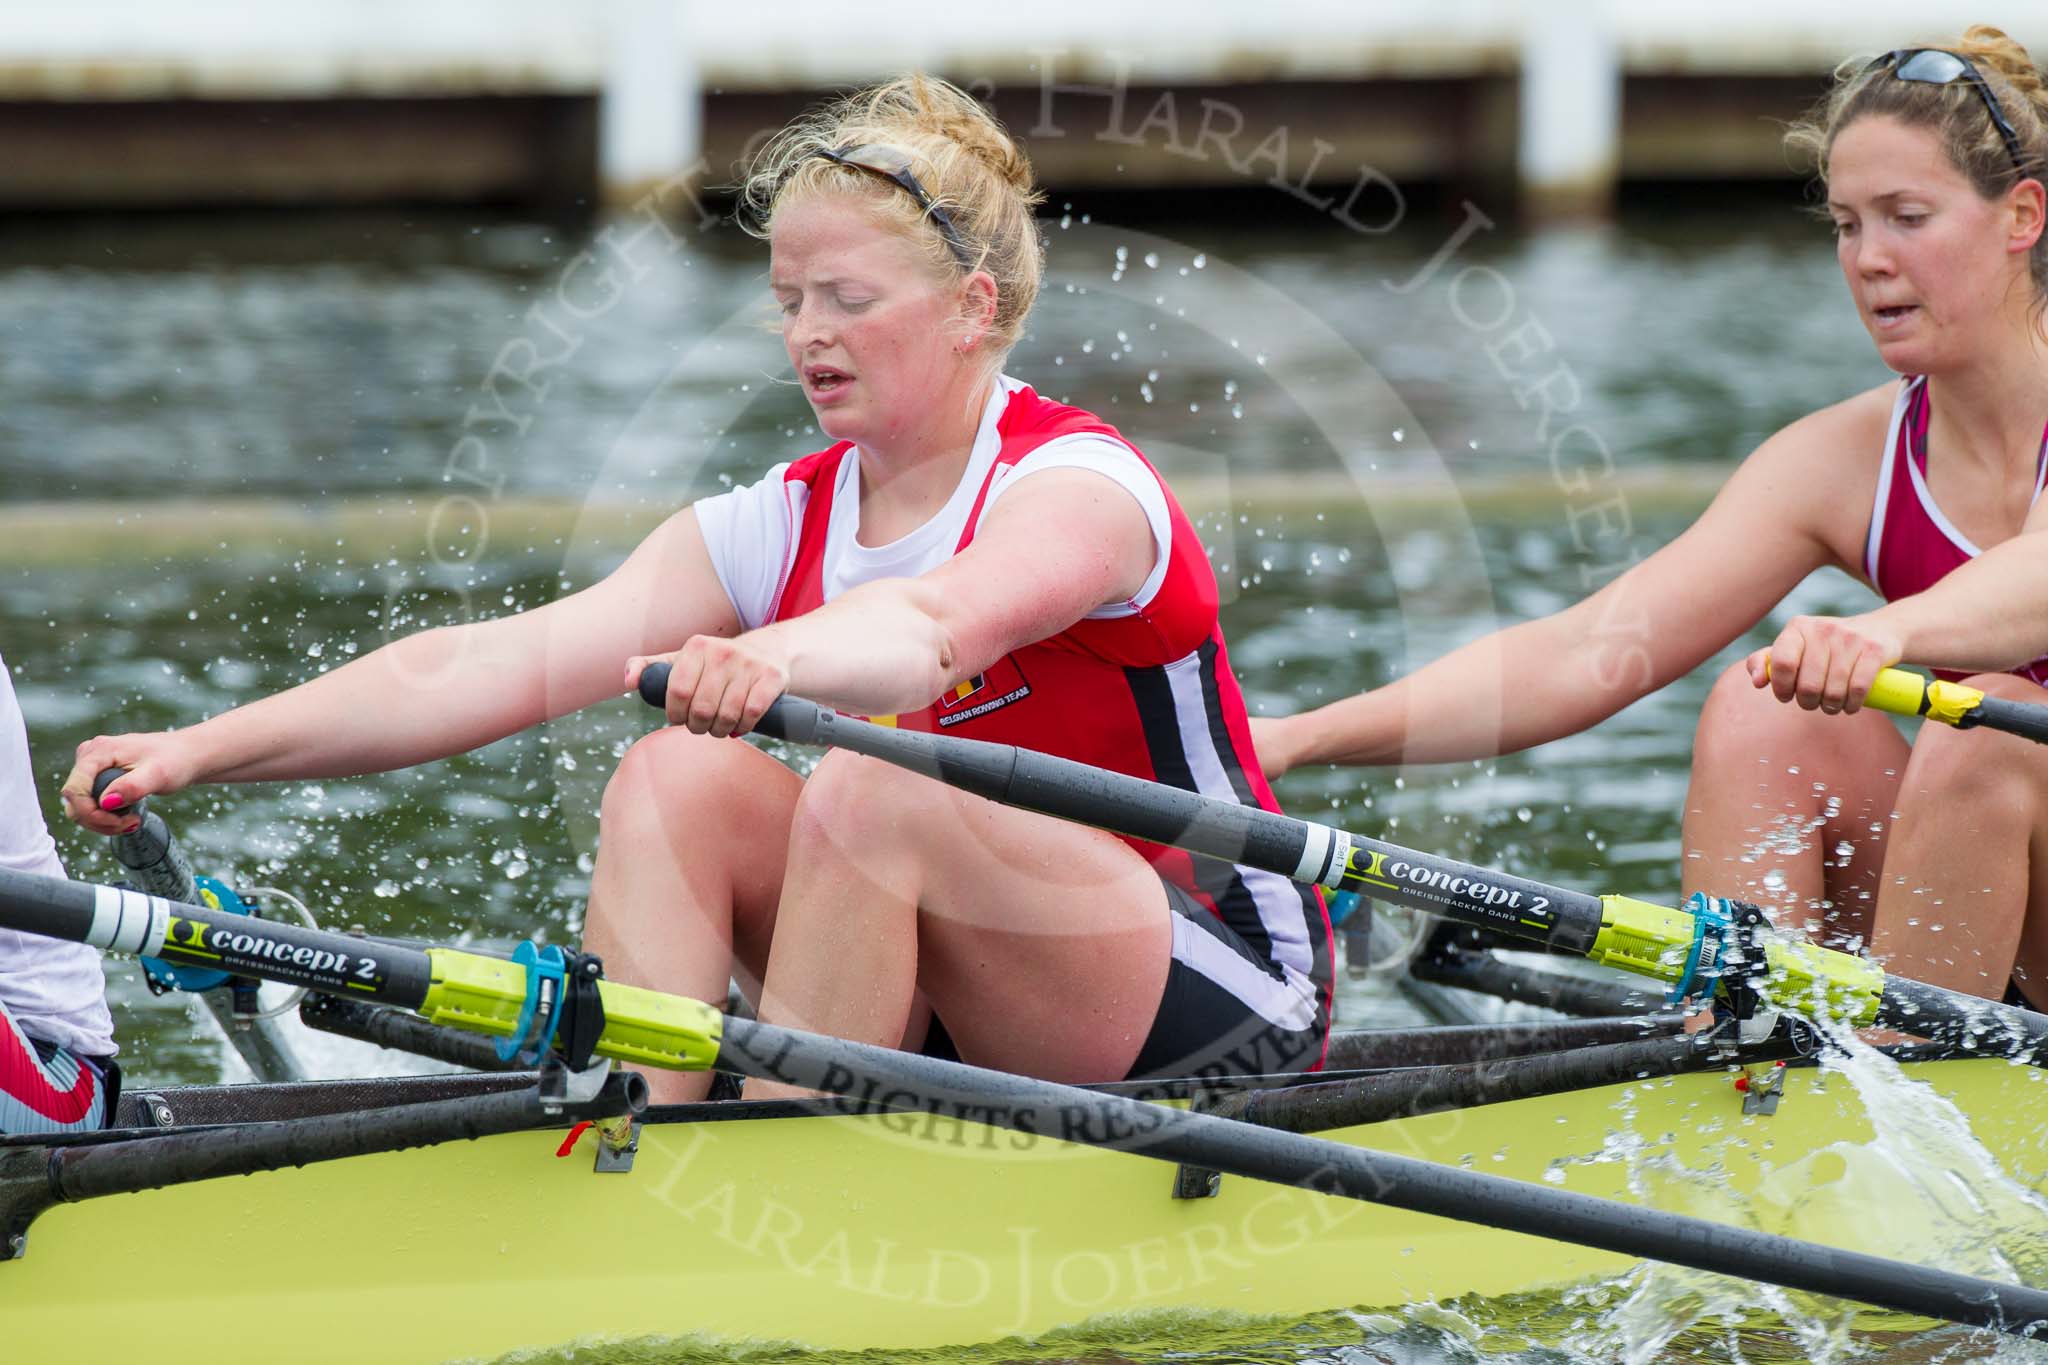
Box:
[628,633,791,738]
[60,731,202,836]
[1747,613,1904,715]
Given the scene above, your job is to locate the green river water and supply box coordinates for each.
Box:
[1,199,2039,1362]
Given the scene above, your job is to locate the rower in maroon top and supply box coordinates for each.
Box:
[1251,27,2048,1016]
[1866,374,2048,685]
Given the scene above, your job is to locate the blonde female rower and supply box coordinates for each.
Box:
[64,77,1330,1102]
[1257,27,2048,1015]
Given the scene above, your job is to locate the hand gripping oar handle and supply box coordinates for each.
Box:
[0,858,2044,1337]
[88,770,309,1085]
[633,668,2048,1059]
[90,768,201,904]
[1865,667,2048,746]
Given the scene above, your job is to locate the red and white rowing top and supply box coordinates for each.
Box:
[695,377,1332,1038]
[1864,376,2048,686]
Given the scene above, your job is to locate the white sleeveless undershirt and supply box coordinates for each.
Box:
[0,655,115,1055]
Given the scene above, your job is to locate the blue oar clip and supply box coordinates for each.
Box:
[1668,892,1735,1005]
[1327,891,1365,927]
[141,876,246,994]
[497,941,568,1066]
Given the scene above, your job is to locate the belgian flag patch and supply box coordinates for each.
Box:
[934,656,1031,727]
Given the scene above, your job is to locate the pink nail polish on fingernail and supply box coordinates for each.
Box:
[100,792,124,811]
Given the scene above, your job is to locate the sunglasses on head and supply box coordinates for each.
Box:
[804,143,974,270]
[1861,48,2029,177]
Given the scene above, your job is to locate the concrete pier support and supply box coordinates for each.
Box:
[601,0,700,207]
[1518,4,1621,220]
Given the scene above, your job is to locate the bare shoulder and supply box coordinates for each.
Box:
[1745,381,1895,473]
[1721,379,1899,569]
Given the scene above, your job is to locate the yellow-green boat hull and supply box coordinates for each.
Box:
[6,1058,2044,1363]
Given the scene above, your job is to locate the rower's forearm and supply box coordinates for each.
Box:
[1876,552,2048,676]
[191,624,553,784]
[763,581,957,719]
[1287,614,1648,767]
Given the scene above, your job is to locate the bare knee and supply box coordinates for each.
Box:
[788,750,930,850]
[1899,678,2039,811]
[589,729,798,973]
[1691,659,1895,780]
[603,728,762,826]
[1899,716,1971,795]
[784,751,975,912]
[1692,662,1812,776]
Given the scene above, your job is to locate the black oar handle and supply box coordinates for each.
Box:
[634,662,818,743]
[90,767,140,815]
[91,767,199,904]
[635,662,671,711]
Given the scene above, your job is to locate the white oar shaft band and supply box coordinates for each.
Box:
[1294,823,1353,890]
[92,883,169,956]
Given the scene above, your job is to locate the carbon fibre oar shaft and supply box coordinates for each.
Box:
[1207,1029,1800,1135]
[715,1017,2048,1337]
[724,685,1618,952]
[0,863,724,1075]
[642,678,2048,1059]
